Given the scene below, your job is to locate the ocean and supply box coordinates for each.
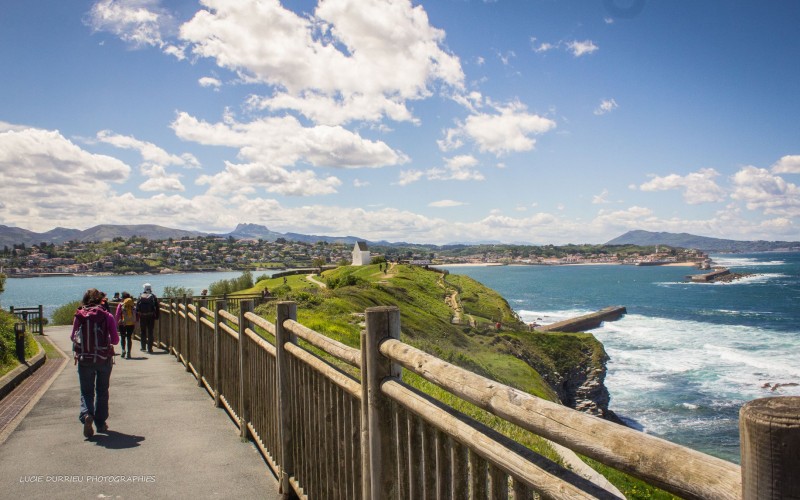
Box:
[0,271,252,320]
[440,253,800,464]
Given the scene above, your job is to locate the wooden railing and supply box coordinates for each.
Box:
[9,305,45,335]
[152,298,799,499]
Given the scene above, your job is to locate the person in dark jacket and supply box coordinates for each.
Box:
[136,283,160,353]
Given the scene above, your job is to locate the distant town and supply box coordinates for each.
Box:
[0,236,709,277]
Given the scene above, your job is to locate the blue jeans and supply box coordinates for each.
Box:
[78,361,112,427]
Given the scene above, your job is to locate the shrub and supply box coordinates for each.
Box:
[51,300,82,326]
[163,286,194,298]
[0,309,37,370]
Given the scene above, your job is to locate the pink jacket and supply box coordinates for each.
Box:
[71,305,120,346]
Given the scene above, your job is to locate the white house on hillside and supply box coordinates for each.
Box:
[352,241,371,266]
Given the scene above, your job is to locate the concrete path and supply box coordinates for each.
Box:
[0,326,281,499]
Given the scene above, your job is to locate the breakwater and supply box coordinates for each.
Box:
[536,305,627,333]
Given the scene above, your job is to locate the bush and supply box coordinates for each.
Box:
[0,310,37,371]
[209,271,254,295]
[163,286,194,298]
[51,300,81,326]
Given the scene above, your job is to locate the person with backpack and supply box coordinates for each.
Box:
[71,288,119,439]
[114,291,136,359]
[136,283,160,353]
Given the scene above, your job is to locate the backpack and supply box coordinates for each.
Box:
[137,293,157,316]
[121,298,136,326]
[72,306,112,364]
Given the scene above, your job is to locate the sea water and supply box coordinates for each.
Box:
[441,253,800,463]
[1,271,256,320]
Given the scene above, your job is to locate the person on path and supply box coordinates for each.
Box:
[71,288,119,439]
[114,291,136,359]
[136,283,160,353]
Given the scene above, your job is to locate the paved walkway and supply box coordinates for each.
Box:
[0,326,280,499]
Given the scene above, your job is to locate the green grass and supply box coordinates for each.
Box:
[247,263,677,498]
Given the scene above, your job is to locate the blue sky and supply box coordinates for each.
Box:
[1,0,798,244]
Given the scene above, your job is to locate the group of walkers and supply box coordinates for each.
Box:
[69,283,160,438]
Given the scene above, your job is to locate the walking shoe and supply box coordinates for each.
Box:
[96,422,109,433]
[121,350,126,358]
[126,352,131,359]
[84,415,94,438]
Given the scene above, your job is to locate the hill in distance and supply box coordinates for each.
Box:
[606,230,800,253]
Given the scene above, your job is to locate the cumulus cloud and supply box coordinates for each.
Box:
[85,0,185,57]
[442,100,556,156]
[427,155,484,181]
[592,189,611,204]
[0,127,131,230]
[199,76,222,89]
[639,168,726,204]
[771,155,800,174]
[178,0,464,126]
[567,40,599,57]
[731,166,800,216]
[594,98,618,115]
[172,111,407,170]
[96,130,199,168]
[197,161,342,197]
[397,169,424,186]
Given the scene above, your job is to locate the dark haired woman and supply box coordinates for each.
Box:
[71,288,119,438]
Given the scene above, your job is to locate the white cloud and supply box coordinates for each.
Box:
[178,0,464,126]
[531,37,598,57]
[594,98,618,115]
[172,111,407,170]
[353,178,370,188]
[442,100,556,156]
[197,161,342,197]
[771,155,800,174]
[0,128,131,230]
[429,199,465,207]
[731,166,800,216]
[639,168,726,204]
[427,155,484,181]
[397,169,424,186]
[592,189,611,204]
[566,40,599,57]
[86,0,184,58]
[96,130,199,168]
[199,76,222,89]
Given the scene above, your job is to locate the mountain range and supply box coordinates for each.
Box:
[606,230,800,253]
[1,223,799,252]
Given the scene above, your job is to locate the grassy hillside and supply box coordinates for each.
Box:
[241,264,675,499]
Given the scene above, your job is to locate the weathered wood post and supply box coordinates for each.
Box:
[740,396,800,499]
[37,305,43,335]
[364,306,401,499]
[276,301,297,498]
[184,295,191,371]
[171,298,178,356]
[238,299,254,441]
[213,299,226,408]
[196,298,207,388]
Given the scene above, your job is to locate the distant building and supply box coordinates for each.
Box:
[352,241,371,266]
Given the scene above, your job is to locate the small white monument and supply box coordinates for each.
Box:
[352,241,371,266]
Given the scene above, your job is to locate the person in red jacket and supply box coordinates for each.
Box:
[71,288,119,439]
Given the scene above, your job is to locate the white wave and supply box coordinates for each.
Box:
[710,257,786,268]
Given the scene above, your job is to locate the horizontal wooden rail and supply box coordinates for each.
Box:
[219,309,238,325]
[382,379,615,500]
[285,342,361,399]
[283,318,361,368]
[244,311,276,337]
[379,337,740,500]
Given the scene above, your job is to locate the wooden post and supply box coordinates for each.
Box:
[360,330,371,500]
[740,396,800,499]
[37,305,43,335]
[238,299,254,441]
[213,300,226,408]
[184,295,191,371]
[171,298,178,356]
[276,301,297,498]
[364,306,401,499]
[196,299,207,387]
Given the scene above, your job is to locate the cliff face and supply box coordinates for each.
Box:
[492,334,614,419]
[558,359,612,418]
